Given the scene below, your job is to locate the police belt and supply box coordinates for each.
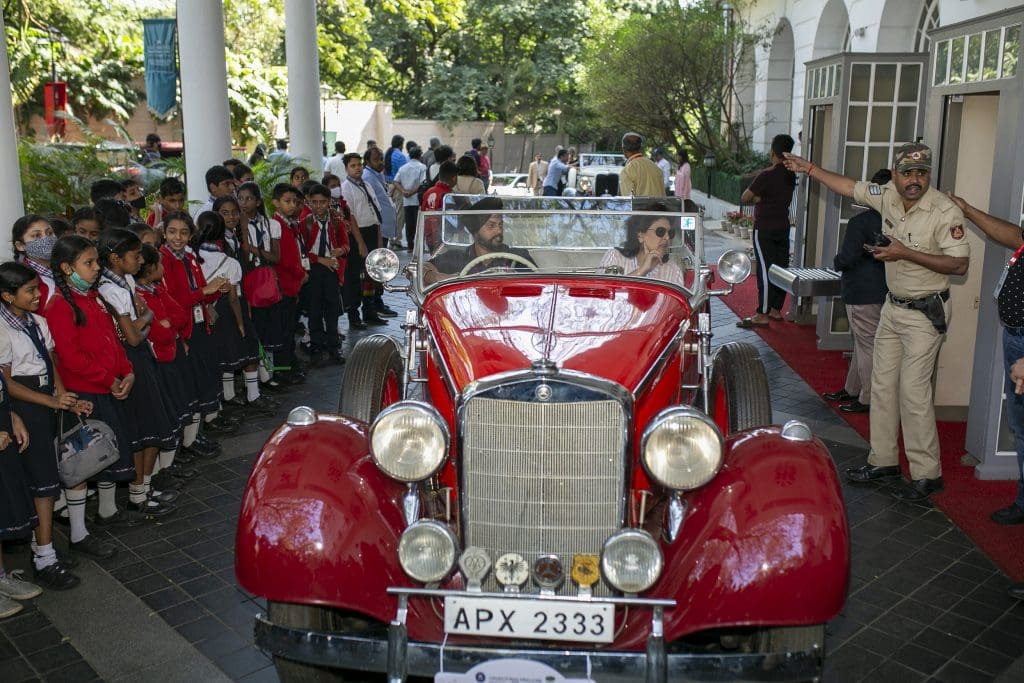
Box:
[887,290,949,334]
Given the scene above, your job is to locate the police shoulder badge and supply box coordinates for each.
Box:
[950,224,965,240]
[869,184,882,196]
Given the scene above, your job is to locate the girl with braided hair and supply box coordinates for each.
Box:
[43,235,136,555]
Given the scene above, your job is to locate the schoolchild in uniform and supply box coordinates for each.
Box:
[70,207,104,244]
[147,177,187,234]
[0,380,39,618]
[13,215,57,308]
[0,262,84,590]
[193,212,274,415]
[237,182,284,391]
[160,211,235,454]
[133,245,199,489]
[302,184,349,364]
[270,183,309,384]
[44,235,136,555]
[97,229,180,517]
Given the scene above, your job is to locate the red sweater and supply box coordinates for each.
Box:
[136,285,184,363]
[160,246,217,339]
[44,290,133,394]
[302,213,350,284]
[272,214,307,297]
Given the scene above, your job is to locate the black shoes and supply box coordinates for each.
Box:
[93,509,144,528]
[991,503,1024,525]
[845,463,901,482]
[1008,583,1024,600]
[376,306,398,318]
[363,314,388,326]
[70,534,117,559]
[245,395,277,415]
[839,400,870,414]
[204,415,238,436]
[33,561,80,590]
[823,389,853,402]
[126,497,176,517]
[348,317,368,330]
[891,477,944,502]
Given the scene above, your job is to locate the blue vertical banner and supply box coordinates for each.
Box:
[142,18,178,118]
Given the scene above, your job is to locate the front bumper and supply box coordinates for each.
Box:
[255,590,823,683]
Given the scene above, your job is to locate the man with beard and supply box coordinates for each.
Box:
[423,197,536,285]
[783,143,969,501]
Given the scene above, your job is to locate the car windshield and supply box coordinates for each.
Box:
[416,195,701,291]
[490,175,519,186]
[580,154,626,168]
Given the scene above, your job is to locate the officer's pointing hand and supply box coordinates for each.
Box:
[782,153,809,174]
[945,192,969,213]
[870,237,907,262]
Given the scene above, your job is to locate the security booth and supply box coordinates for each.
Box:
[790,51,928,350]
[922,8,1024,480]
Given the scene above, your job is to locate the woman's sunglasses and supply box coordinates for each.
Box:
[649,226,676,239]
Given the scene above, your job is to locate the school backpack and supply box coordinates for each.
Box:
[417,166,438,206]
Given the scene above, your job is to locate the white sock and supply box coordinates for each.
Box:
[66,488,88,543]
[151,457,161,477]
[129,482,147,505]
[159,448,176,469]
[222,373,236,401]
[143,474,153,495]
[259,354,273,381]
[53,489,67,513]
[33,543,57,571]
[97,482,118,518]
[245,371,260,401]
[204,411,219,423]
[183,414,200,447]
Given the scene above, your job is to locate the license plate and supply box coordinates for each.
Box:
[444,596,614,643]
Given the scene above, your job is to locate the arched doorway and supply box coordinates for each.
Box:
[764,18,795,145]
[877,0,939,53]
[813,0,851,59]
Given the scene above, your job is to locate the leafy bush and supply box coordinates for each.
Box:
[17,139,110,215]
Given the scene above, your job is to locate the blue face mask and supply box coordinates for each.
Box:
[69,271,92,293]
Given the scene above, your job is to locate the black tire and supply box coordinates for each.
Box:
[754,624,826,681]
[706,341,772,434]
[339,334,404,423]
[267,602,346,682]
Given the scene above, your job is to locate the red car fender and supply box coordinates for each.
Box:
[235,416,425,626]
[654,427,850,640]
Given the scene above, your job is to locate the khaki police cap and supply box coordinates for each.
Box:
[894,142,932,172]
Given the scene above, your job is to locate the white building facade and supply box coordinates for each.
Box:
[734,0,1024,481]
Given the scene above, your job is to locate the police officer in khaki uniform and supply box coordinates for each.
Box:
[783,143,970,501]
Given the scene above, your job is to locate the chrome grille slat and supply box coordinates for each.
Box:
[463,396,626,595]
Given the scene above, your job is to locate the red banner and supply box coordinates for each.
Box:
[44,82,67,138]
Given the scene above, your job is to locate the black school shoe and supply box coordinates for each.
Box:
[126,496,176,517]
[33,561,80,591]
[203,416,238,436]
[70,534,118,559]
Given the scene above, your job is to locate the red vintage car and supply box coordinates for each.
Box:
[236,196,849,682]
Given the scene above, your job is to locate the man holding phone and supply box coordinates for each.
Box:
[784,142,970,501]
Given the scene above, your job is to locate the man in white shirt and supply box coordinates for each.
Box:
[340,153,386,328]
[654,148,672,191]
[324,141,347,178]
[394,147,427,250]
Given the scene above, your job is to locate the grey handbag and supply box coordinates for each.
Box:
[55,412,120,488]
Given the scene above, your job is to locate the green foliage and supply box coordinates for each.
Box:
[582,0,773,169]
[252,155,311,214]
[4,0,145,132]
[17,118,111,214]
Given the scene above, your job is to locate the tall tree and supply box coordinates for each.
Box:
[583,0,770,168]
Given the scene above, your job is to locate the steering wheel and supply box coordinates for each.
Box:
[458,251,538,276]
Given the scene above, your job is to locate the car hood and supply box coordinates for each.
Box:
[422,279,690,393]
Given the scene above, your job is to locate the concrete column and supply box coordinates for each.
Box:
[0,11,24,260]
[177,0,232,204]
[285,0,322,172]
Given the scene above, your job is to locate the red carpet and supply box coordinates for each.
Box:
[721,273,1024,580]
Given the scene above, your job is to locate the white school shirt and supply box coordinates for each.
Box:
[0,313,55,377]
[247,215,281,267]
[98,273,139,321]
[198,250,244,286]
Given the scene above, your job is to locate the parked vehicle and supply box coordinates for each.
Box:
[236,195,850,682]
[488,172,531,197]
[568,153,627,195]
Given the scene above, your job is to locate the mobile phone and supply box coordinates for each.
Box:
[863,244,877,253]
[661,253,670,264]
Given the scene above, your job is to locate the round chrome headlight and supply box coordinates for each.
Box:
[717,249,751,284]
[398,520,458,583]
[370,403,449,482]
[601,529,663,594]
[642,407,724,490]
[366,248,401,283]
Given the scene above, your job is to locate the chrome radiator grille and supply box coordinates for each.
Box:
[462,395,626,594]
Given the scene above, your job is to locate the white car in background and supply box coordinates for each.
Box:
[569,153,626,195]
[489,173,531,197]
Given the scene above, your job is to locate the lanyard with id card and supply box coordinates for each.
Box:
[994,241,1024,300]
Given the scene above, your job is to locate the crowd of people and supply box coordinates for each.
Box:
[0,136,470,617]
